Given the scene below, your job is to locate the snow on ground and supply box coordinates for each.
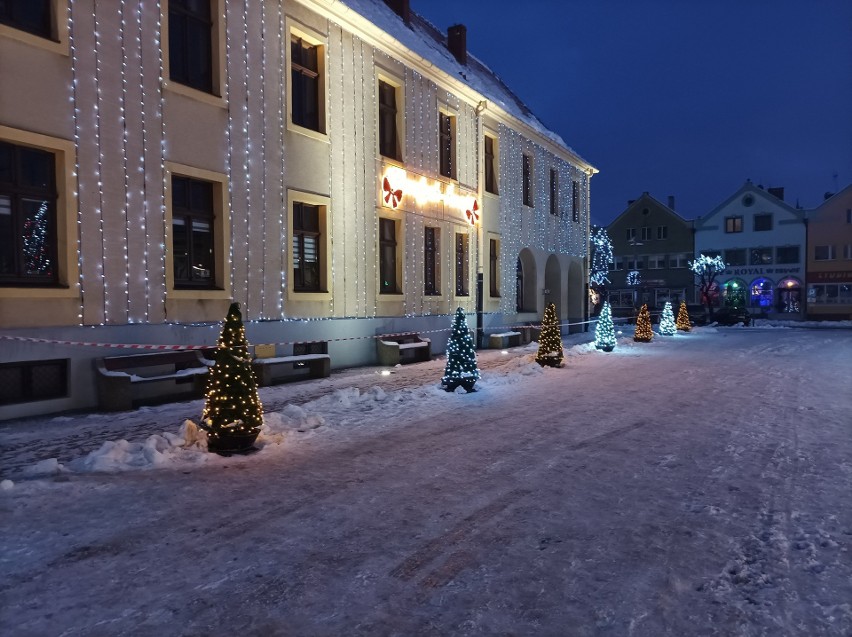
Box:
[1,326,851,636]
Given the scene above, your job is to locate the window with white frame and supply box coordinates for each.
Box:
[657,226,668,240]
[814,245,835,261]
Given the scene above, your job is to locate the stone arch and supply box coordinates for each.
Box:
[544,254,562,321]
[516,248,537,313]
[566,259,585,331]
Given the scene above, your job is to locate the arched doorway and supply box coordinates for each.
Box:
[516,249,537,312]
[777,277,802,313]
[749,278,774,310]
[723,279,746,308]
[544,254,562,320]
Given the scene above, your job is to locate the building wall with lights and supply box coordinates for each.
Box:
[805,185,852,320]
[0,0,595,419]
[606,192,695,316]
[694,182,806,316]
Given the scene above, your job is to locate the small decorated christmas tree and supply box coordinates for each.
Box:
[676,300,692,332]
[594,301,617,352]
[535,303,564,367]
[201,302,264,453]
[441,307,480,392]
[633,304,653,342]
[659,301,677,336]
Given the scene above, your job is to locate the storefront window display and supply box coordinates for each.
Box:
[776,277,802,313]
[723,279,747,308]
[750,278,773,309]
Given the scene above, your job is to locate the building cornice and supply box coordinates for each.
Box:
[301,0,597,175]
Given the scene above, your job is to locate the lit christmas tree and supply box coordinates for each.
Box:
[633,303,653,342]
[441,307,480,392]
[201,302,264,453]
[23,200,53,276]
[676,300,692,331]
[594,301,617,352]
[589,227,613,316]
[535,303,564,367]
[659,301,677,336]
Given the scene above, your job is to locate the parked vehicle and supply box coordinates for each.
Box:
[710,307,752,326]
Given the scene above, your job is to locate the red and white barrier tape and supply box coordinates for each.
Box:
[0,316,631,351]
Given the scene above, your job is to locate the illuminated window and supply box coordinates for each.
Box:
[439,112,456,179]
[424,226,439,295]
[750,247,773,265]
[484,135,498,195]
[171,175,215,289]
[455,232,469,296]
[749,278,773,308]
[292,202,321,292]
[379,218,399,294]
[0,141,57,286]
[0,0,51,38]
[725,216,743,233]
[291,36,321,132]
[378,80,401,160]
[723,279,746,307]
[169,0,214,93]
[522,154,533,206]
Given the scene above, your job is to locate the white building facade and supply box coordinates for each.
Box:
[694,182,806,316]
[0,0,596,419]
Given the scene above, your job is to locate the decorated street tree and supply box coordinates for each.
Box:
[589,227,613,316]
[441,307,480,392]
[690,254,726,318]
[676,300,692,331]
[633,303,653,342]
[536,303,564,367]
[201,302,264,453]
[594,301,617,352]
[659,301,677,336]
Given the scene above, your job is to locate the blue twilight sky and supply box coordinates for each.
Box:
[413,0,852,226]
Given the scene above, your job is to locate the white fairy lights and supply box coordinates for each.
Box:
[54,1,590,347]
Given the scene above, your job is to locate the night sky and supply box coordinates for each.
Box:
[414,0,852,226]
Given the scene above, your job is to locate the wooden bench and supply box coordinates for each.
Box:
[251,353,331,386]
[377,334,431,366]
[488,331,522,349]
[95,349,214,411]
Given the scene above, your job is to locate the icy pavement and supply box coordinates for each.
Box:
[1,327,851,636]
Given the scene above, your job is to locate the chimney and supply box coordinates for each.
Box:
[383,0,410,24]
[627,199,636,206]
[767,186,784,201]
[667,195,675,210]
[448,24,467,65]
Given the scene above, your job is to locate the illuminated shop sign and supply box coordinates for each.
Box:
[381,166,479,225]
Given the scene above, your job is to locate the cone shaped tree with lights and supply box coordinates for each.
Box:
[633,303,653,343]
[201,302,264,453]
[536,303,564,367]
[659,301,677,336]
[441,307,480,392]
[594,301,617,352]
[676,300,692,331]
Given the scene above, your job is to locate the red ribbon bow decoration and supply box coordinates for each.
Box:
[465,199,479,225]
[382,177,403,209]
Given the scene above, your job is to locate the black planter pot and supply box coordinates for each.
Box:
[596,345,614,352]
[207,431,260,455]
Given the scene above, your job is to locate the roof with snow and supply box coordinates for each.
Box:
[336,0,594,169]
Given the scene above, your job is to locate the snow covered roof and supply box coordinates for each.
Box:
[333,0,595,170]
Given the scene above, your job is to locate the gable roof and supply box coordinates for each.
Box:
[812,183,852,213]
[607,192,691,230]
[332,0,596,171]
[696,181,803,229]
